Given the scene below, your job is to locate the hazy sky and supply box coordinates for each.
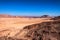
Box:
[0,0,60,16]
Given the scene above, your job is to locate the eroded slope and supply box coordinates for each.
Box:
[0,20,60,40]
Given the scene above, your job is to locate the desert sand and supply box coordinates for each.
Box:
[0,17,52,37]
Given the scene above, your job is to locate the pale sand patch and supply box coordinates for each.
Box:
[0,18,53,37]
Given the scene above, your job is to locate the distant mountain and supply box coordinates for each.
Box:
[0,14,41,18]
[52,16,60,20]
[0,14,15,18]
[0,14,25,18]
[0,14,59,18]
[40,15,52,18]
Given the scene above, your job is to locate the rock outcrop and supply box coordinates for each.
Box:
[19,20,60,40]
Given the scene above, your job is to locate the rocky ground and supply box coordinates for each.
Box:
[0,15,60,40]
[0,20,60,40]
